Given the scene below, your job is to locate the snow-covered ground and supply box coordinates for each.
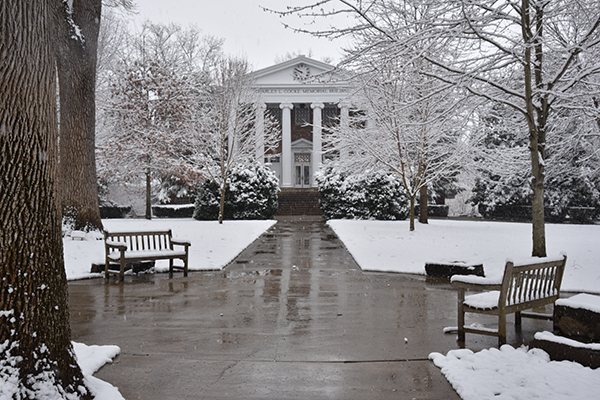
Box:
[429,344,600,400]
[20,218,598,400]
[328,219,600,294]
[64,218,276,280]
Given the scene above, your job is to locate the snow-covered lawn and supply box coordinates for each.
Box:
[328,219,600,294]
[57,218,599,400]
[64,218,276,280]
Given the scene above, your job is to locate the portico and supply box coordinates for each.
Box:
[252,56,351,188]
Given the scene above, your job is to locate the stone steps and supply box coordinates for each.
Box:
[276,188,322,216]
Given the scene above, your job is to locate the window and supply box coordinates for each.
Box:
[323,105,339,127]
[294,153,311,163]
[267,105,282,124]
[294,104,310,125]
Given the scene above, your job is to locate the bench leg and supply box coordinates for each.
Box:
[457,288,465,343]
[183,256,188,277]
[169,259,174,279]
[515,311,522,327]
[119,260,125,281]
[498,312,507,346]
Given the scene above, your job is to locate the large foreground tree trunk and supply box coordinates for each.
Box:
[0,1,90,398]
[57,0,103,232]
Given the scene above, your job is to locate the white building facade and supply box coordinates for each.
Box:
[252,56,351,188]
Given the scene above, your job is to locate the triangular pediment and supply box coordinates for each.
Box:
[291,138,313,150]
[252,55,346,86]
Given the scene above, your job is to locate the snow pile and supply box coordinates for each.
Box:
[73,342,124,400]
[328,219,600,294]
[429,345,600,400]
[0,342,122,400]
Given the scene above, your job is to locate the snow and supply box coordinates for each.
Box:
[429,345,600,400]
[72,342,124,400]
[63,218,276,280]
[463,291,500,309]
[534,331,600,351]
[0,341,122,400]
[451,275,502,285]
[328,219,600,294]
[555,293,600,314]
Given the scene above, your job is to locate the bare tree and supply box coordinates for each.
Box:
[97,22,212,218]
[1,1,90,397]
[190,57,280,223]
[325,57,473,230]
[273,0,600,256]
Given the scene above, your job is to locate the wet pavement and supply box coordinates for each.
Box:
[69,216,553,399]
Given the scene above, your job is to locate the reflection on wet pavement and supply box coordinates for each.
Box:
[68,217,551,399]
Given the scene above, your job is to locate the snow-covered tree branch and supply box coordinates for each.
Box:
[188,57,280,223]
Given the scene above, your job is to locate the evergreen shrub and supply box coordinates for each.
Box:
[316,167,409,220]
[99,205,133,219]
[152,204,195,218]
[194,164,279,220]
[472,174,600,223]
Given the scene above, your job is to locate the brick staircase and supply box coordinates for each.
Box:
[276,188,322,216]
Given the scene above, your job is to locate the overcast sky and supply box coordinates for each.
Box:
[132,0,349,70]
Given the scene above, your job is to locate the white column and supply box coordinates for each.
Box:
[338,101,350,160]
[254,103,266,164]
[280,102,293,187]
[311,102,324,188]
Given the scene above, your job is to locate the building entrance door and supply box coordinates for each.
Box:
[294,153,311,188]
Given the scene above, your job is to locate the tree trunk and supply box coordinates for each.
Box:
[409,195,416,231]
[531,178,546,257]
[419,184,428,224]
[219,182,227,224]
[0,1,89,397]
[57,0,103,232]
[145,170,152,219]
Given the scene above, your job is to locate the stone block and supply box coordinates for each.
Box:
[425,261,484,279]
[532,337,600,369]
[554,293,600,343]
[91,261,156,274]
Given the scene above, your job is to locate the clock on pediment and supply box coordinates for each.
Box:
[293,63,311,81]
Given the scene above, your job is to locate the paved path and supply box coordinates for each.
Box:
[69,217,552,399]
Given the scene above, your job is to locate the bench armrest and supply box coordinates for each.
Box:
[451,275,502,291]
[106,240,128,250]
[172,239,191,247]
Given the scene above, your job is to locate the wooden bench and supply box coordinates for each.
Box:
[104,230,191,280]
[451,254,567,346]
